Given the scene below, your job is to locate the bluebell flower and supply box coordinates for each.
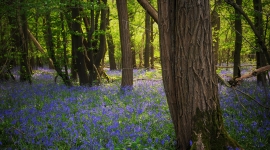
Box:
[106,139,114,149]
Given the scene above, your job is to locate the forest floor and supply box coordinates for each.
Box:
[0,66,270,149]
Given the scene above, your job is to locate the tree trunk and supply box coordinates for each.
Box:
[150,18,155,69]
[211,3,220,66]
[106,8,117,70]
[233,0,242,78]
[158,1,240,149]
[253,0,267,84]
[60,10,69,81]
[18,0,32,84]
[82,4,95,86]
[71,5,89,85]
[144,11,150,69]
[95,0,108,69]
[116,0,133,88]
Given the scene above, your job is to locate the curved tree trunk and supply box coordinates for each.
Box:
[158,1,241,149]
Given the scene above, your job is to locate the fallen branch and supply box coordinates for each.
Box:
[217,65,270,109]
[236,65,270,81]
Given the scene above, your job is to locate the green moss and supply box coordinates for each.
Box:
[191,108,242,150]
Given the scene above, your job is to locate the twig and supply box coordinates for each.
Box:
[232,87,251,114]
[234,88,270,110]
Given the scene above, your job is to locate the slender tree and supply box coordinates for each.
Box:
[233,0,242,78]
[211,1,221,66]
[253,0,267,84]
[18,0,32,83]
[144,10,151,69]
[116,0,133,88]
[106,8,117,70]
[158,1,240,149]
[95,0,108,69]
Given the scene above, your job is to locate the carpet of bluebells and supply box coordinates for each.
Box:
[0,66,270,150]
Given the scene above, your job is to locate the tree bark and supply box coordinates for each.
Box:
[158,1,240,149]
[116,0,133,88]
[233,0,242,78]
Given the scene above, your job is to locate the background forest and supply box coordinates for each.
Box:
[0,0,270,149]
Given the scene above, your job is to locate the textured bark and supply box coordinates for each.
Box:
[71,5,89,85]
[116,0,133,88]
[158,1,240,149]
[233,0,242,78]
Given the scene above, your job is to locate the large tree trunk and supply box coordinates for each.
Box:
[233,0,242,78]
[71,5,89,85]
[158,1,240,149]
[116,0,133,88]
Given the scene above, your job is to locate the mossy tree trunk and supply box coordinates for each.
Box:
[158,1,241,149]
